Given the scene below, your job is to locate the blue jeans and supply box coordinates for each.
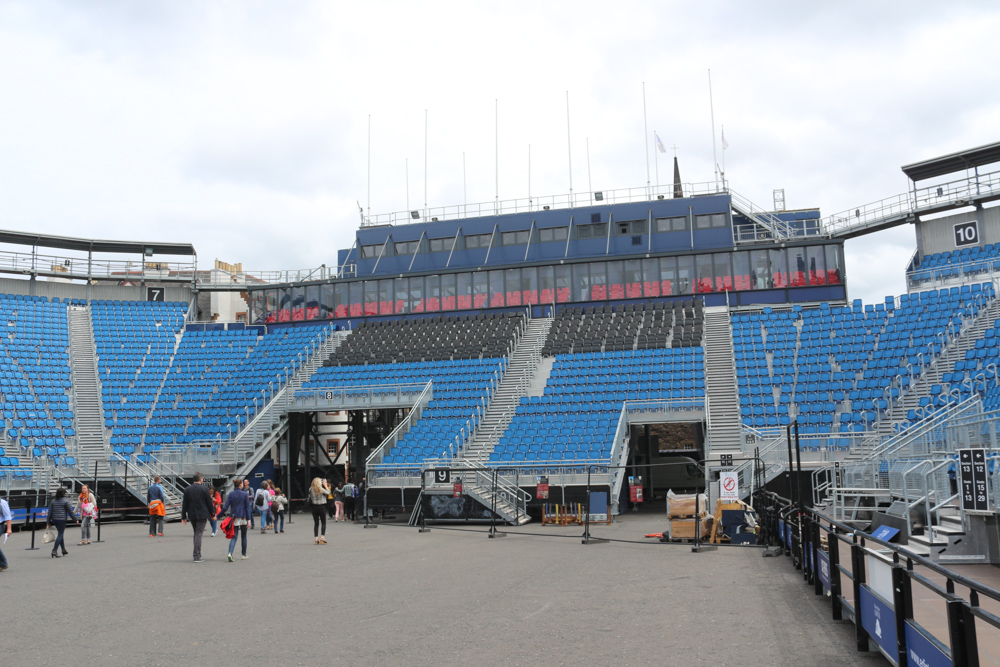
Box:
[228,524,247,556]
[0,542,7,568]
[273,510,284,533]
[51,520,67,554]
[258,508,269,530]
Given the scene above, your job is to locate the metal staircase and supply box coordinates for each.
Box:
[223,330,347,490]
[68,306,110,475]
[460,461,532,525]
[458,318,552,463]
[704,306,741,453]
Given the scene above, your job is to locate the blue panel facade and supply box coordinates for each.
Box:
[255,195,837,324]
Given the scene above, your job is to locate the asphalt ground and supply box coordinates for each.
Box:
[0,513,886,666]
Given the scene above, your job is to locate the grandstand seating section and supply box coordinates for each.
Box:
[144,324,329,453]
[305,358,503,464]
[1,295,76,479]
[95,300,332,462]
[542,300,703,355]
[304,314,527,465]
[328,313,523,365]
[495,348,705,463]
[910,245,1000,284]
[733,284,995,449]
[94,300,187,460]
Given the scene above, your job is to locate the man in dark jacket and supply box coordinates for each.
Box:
[181,472,215,563]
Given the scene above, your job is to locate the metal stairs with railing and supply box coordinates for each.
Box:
[224,329,347,489]
[458,318,552,463]
[68,306,111,477]
[67,305,186,518]
[704,306,741,453]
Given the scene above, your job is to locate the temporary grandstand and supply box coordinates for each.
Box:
[6,141,1000,662]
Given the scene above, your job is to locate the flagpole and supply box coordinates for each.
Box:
[586,137,592,200]
[566,91,573,205]
[424,109,427,218]
[406,157,410,213]
[463,151,467,217]
[495,99,499,214]
[643,82,651,199]
[367,114,371,223]
[721,125,727,188]
[654,131,660,190]
[528,144,532,211]
[708,69,719,189]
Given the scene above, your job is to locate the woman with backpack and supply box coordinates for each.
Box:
[253,481,271,535]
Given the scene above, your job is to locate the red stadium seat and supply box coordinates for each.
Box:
[540,288,554,303]
[457,295,472,309]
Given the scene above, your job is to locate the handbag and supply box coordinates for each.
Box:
[42,526,55,544]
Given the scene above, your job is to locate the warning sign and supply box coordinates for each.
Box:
[720,471,739,502]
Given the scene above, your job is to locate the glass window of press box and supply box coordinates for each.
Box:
[255,244,843,322]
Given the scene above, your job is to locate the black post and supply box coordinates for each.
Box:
[418,470,430,533]
[95,506,102,543]
[25,508,38,551]
[488,468,498,538]
[851,538,870,652]
[582,466,591,543]
[829,530,843,621]
[784,423,794,505]
[93,459,98,503]
[813,519,824,595]
[891,564,909,667]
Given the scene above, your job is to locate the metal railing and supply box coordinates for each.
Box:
[820,166,1000,238]
[361,180,726,227]
[907,254,1000,290]
[365,381,435,467]
[759,491,1000,667]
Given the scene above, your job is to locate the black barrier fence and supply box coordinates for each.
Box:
[357,457,774,551]
[758,490,1000,666]
[580,457,767,548]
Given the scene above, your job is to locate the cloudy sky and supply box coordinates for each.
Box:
[1,1,998,304]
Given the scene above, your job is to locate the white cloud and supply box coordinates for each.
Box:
[0,1,998,304]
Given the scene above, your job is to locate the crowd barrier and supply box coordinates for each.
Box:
[758,490,1000,666]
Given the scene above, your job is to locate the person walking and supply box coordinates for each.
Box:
[47,487,76,558]
[76,485,97,546]
[358,476,368,522]
[271,488,287,534]
[243,479,255,530]
[0,490,12,572]
[324,478,334,519]
[333,481,346,522]
[180,473,214,563]
[344,479,356,521]
[147,476,166,537]
[308,478,328,545]
[265,480,277,531]
[209,486,223,537]
[222,478,253,562]
[254,481,271,535]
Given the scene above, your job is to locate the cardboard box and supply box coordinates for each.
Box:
[669,518,711,540]
[667,491,708,518]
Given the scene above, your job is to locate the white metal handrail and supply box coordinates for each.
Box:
[365,381,435,467]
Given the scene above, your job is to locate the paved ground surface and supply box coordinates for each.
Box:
[1,514,886,666]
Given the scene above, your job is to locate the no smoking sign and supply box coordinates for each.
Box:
[720,471,739,501]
